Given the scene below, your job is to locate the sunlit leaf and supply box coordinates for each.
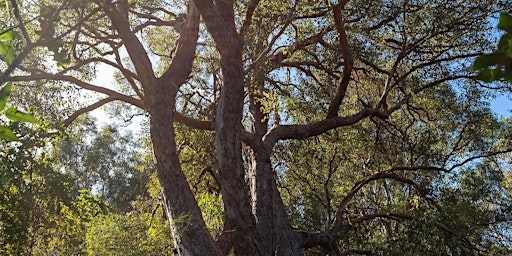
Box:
[0,125,19,141]
[0,82,12,111]
[0,30,17,65]
[2,47,14,64]
[0,30,18,41]
[5,108,39,123]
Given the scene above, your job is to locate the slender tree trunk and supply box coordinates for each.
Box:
[147,85,220,256]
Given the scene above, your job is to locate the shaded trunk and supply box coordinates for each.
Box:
[247,63,302,255]
[147,85,220,256]
[248,145,303,256]
[248,146,276,254]
[273,179,303,256]
[215,39,263,255]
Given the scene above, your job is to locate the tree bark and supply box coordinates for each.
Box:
[273,179,303,256]
[214,39,264,256]
[147,84,220,256]
[248,146,276,254]
[248,145,303,255]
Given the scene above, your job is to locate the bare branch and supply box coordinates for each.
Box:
[9,73,144,109]
[448,149,512,172]
[350,212,413,224]
[330,172,424,233]
[174,111,212,130]
[63,96,118,127]
[94,0,155,86]
[387,166,449,173]
[239,0,261,37]
[9,0,33,44]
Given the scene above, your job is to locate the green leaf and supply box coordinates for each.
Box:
[498,13,512,33]
[0,41,14,65]
[503,69,512,83]
[476,68,499,83]
[497,34,512,53]
[5,108,39,123]
[0,30,16,41]
[0,30,20,65]
[473,54,500,70]
[0,82,12,111]
[0,125,19,141]
[53,48,71,67]
[2,47,14,64]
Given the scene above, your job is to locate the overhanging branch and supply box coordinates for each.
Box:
[63,96,119,127]
[239,0,261,37]
[263,108,388,145]
[159,2,200,87]
[9,73,144,109]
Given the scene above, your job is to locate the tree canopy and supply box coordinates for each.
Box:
[1,0,512,255]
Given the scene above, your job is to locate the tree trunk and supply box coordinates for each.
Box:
[248,145,303,256]
[273,179,303,256]
[248,146,276,254]
[147,85,220,256]
[214,40,265,255]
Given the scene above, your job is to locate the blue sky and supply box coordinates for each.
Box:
[491,95,512,118]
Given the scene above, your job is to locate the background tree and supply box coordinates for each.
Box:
[4,0,512,255]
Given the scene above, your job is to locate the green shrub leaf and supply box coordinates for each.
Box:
[5,108,39,123]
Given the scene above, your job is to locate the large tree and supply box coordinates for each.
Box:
[4,0,512,255]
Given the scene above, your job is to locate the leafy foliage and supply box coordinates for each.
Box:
[2,0,512,255]
[474,13,512,82]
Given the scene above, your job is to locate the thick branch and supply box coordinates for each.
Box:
[174,111,212,130]
[239,0,261,37]
[263,108,387,145]
[299,231,332,249]
[95,0,155,86]
[327,0,353,118]
[159,2,200,88]
[192,0,239,54]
